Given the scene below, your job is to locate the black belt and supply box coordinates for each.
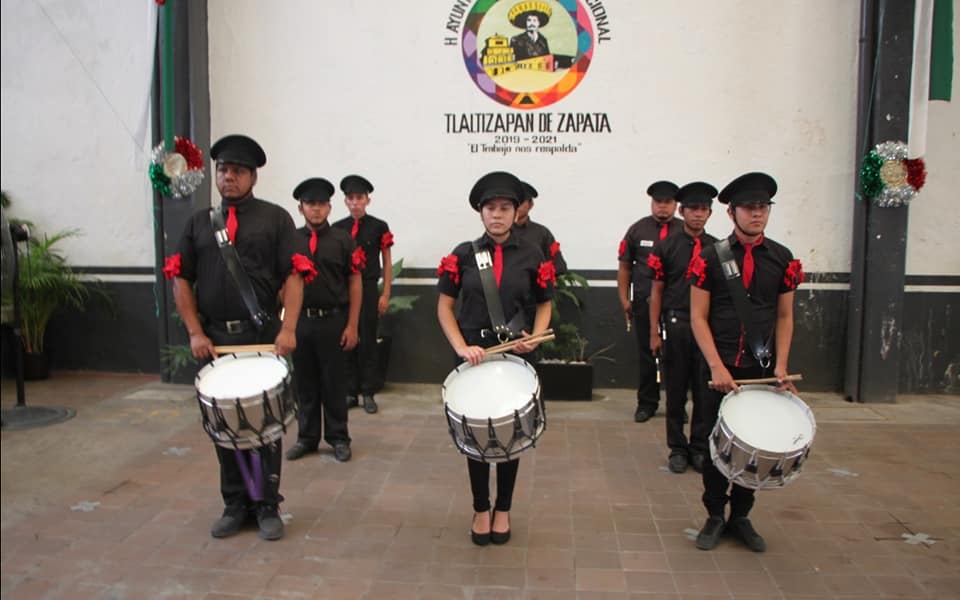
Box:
[303,306,343,319]
[204,317,256,335]
[666,309,690,322]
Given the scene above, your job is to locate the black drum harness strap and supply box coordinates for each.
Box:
[209,206,271,331]
[714,238,772,369]
[472,240,526,343]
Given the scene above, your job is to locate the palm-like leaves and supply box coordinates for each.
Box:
[17,230,91,354]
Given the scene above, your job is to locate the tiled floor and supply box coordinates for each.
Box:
[2,372,959,599]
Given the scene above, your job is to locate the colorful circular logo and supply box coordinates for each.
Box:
[462,0,595,109]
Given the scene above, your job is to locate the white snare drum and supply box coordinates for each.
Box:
[709,385,816,490]
[442,353,545,463]
[195,352,295,449]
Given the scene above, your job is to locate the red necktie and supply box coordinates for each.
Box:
[226,206,238,244]
[742,237,762,289]
[659,222,668,240]
[309,230,317,255]
[350,218,360,239]
[493,245,503,288]
[692,236,702,261]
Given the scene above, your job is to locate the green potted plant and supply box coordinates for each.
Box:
[374,258,419,390]
[536,272,614,400]
[8,229,106,379]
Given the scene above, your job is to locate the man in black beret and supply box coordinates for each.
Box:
[617,181,684,423]
[165,134,312,541]
[647,182,718,475]
[690,172,804,553]
[332,175,394,414]
[285,178,362,464]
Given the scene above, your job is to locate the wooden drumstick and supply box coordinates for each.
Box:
[213,344,276,354]
[483,330,555,355]
[707,374,803,388]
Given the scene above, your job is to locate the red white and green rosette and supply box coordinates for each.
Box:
[860,141,926,208]
[149,137,205,198]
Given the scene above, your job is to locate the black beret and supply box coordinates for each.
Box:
[646,180,679,201]
[293,178,335,203]
[519,181,538,201]
[676,181,718,207]
[719,172,778,206]
[469,171,524,211]
[210,134,266,168]
[339,175,374,195]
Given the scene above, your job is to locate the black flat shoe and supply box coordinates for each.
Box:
[696,516,725,550]
[490,511,511,545]
[471,511,491,546]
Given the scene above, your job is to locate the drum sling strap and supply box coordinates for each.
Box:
[210,206,271,331]
[472,240,526,343]
[714,239,772,369]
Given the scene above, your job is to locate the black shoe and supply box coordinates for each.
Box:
[668,452,688,474]
[362,394,378,414]
[727,517,767,552]
[490,511,511,545]
[689,452,706,473]
[256,504,284,541]
[634,406,654,423]
[333,443,352,462]
[285,441,316,461]
[695,516,725,550]
[471,512,491,546]
[210,507,249,539]
[346,395,359,409]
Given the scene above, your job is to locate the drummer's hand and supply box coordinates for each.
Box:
[340,325,359,351]
[456,344,486,366]
[775,365,797,393]
[620,299,633,322]
[273,329,297,356]
[650,334,662,356]
[709,365,739,394]
[189,332,216,360]
[512,330,541,354]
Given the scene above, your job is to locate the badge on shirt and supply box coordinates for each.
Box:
[640,240,654,247]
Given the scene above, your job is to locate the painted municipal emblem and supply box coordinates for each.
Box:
[462,0,594,109]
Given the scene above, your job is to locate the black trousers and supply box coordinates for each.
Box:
[292,312,350,447]
[700,364,767,519]
[459,329,521,513]
[662,314,709,455]
[468,458,520,513]
[204,320,283,508]
[632,302,660,411]
[344,281,380,395]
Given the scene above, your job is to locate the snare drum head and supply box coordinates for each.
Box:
[443,354,538,419]
[719,385,815,453]
[196,353,288,399]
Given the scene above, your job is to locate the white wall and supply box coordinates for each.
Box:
[0,0,156,268]
[207,1,867,274]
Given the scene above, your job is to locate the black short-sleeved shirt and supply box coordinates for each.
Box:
[437,232,554,333]
[692,233,803,368]
[332,214,392,281]
[649,230,718,312]
[176,197,297,321]
[293,223,356,309]
[513,219,568,275]
[618,216,683,302]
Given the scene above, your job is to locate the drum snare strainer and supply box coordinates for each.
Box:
[709,385,816,490]
[442,353,545,463]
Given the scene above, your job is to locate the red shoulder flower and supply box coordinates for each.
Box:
[617,239,627,258]
[537,260,557,288]
[162,253,181,280]
[687,255,707,286]
[783,259,804,290]
[380,231,394,251]
[646,253,664,280]
[291,253,318,284]
[549,241,560,258]
[436,254,460,284]
[351,247,367,274]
